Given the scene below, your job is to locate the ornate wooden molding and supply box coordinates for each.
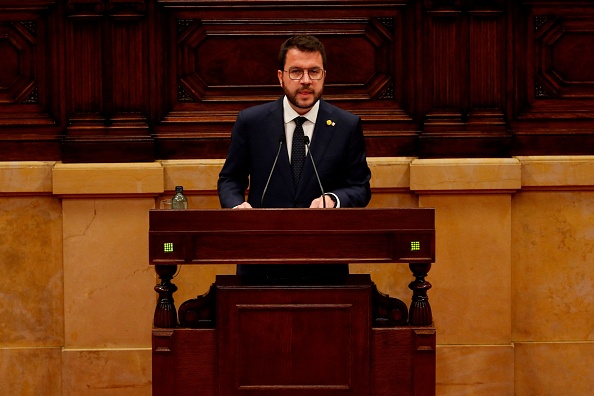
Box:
[65,0,105,17]
[21,87,39,104]
[424,0,464,11]
[534,15,554,31]
[372,282,409,326]
[66,0,146,17]
[105,0,146,16]
[179,284,216,328]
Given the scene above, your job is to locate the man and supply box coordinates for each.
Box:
[218,35,371,278]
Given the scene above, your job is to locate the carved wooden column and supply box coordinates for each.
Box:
[154,264,178,328]
[408,262,433,326]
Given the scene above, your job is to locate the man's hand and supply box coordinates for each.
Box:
[309,195,335,208]
[233,202,253,209]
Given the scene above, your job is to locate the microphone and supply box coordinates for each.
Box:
[303,136,326,208]
[261,136,285,207]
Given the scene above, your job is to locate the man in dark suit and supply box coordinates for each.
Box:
[218,35,371,279]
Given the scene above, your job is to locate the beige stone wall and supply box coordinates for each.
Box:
[1,158,593,395]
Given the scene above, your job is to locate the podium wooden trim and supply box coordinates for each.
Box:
[149,208,434,265]
[149,208,436,396]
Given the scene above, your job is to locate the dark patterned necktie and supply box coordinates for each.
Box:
[291,116,307,186]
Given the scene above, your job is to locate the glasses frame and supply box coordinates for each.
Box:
[283,68,325,81]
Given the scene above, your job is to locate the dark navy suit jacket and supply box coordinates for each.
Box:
[218,97,371,209]
[218,97,371,278]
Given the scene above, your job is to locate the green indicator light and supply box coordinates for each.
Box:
[410,241,421,251]
[163,242,174,253]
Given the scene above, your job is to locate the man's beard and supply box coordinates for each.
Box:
[284,85,323,110]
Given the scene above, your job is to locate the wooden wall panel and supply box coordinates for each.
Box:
[0,1,61,160]
[512,1,594,155]
[153,1,417,159]
[61,0,153,162]
[419,0,510,158]
[1,0,594,162]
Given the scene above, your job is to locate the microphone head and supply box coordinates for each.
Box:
[279,135,286,143]
[303,135,310,145]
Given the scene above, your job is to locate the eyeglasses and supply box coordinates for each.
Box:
[284,68,325,80]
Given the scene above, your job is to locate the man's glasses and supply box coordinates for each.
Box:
[284,68,325,80]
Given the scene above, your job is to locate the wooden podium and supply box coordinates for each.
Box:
[149,208,436,396]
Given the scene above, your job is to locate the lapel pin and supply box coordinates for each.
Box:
[326,119,335,127]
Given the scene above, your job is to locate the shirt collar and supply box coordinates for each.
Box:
[283,96,320,125]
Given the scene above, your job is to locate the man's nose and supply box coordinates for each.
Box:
[300,71,312,83]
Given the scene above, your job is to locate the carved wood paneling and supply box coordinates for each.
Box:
[535,16,594,100]
[419,0,510,157]
[216,278,371,396]
[0,1,61,160]
[61,0,153,162]
[1,0,594,161]
[512,1,594,155]
[153,1,416,158]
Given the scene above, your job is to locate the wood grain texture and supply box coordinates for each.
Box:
[2,1,594,161]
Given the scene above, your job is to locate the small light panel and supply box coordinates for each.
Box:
[410,241,421,251]
[163,242,174,253]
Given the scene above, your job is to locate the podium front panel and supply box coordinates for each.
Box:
[216,275,372,396]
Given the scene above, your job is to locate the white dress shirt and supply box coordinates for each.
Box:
[281,96,340,207]
[283,96,320,162]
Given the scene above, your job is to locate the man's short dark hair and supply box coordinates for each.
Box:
[278,35,327,70]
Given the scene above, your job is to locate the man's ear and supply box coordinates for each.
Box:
[277,70,284,87]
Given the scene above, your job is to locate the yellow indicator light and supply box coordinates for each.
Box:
[410,241,421,251]
[163,242,174,253]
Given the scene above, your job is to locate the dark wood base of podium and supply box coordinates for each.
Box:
[152,275,435,396]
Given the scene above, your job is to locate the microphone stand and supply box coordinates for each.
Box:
[304,136,326,208]
[261,137,285,207]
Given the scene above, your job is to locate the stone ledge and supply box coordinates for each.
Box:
[410,158,522,193]
[52,162,163,196]
[368,157,414,190]
[517,156,594,189]
[0,161,55,194]
[160,159,224,192]
[4,157,594,196]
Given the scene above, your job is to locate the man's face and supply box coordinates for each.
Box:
[277,48,325,115]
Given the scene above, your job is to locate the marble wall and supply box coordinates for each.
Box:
[0,158,593,395]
